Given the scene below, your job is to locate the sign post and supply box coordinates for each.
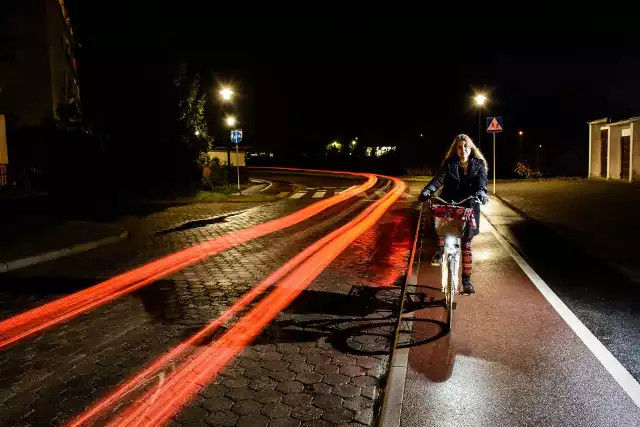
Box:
[230,129,243,193]
[486,116,503,195]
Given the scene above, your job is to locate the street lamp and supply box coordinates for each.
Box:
[474,94,487,149]
[518,130,523,136]
[219,87,234,101]
[537,144,542,172]
[225,116,241,192]
[219,87,235,186]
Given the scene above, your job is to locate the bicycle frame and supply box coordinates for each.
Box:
[427,195,475,329]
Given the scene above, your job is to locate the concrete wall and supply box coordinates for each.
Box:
[589,123,603,177]
[632,121,640,181]
[608,126,622,179]
[208,150,246,167]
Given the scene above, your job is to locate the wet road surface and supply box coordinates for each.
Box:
[0,170,415,426]
[399,200,640,426]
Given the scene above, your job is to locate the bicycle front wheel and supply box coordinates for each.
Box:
[444,254,457,329]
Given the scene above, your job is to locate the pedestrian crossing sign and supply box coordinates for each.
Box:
[486,116,503,133]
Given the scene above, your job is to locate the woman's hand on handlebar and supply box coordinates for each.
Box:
[476,191,489,205]
[418,189,432,202]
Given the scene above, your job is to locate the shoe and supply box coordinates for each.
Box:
[431,247,444,266]
[461,277,475,295]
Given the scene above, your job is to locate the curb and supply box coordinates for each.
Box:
[0,230,130,274]
[491,193,640,287]
[378,204,425,427]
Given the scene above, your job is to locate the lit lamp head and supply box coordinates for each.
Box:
[219,87,234,101]
[225,116,237,127]
[474,94,487,106]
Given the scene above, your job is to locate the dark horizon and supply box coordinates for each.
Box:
[63,6,640,176]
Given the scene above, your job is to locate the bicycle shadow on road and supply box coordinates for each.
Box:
[252,285,450,357]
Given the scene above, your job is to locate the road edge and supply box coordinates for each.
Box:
[0,229,130,273]
[378,203,425,427]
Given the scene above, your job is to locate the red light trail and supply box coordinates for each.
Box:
[70,176,405,426]
[0,170,376,350]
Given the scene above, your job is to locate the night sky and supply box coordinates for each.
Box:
[66,5,640,176]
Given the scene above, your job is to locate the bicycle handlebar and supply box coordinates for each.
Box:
[429,195,476,206]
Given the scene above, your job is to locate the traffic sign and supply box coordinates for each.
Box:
[486,117,503,133]
[230,129,243,144]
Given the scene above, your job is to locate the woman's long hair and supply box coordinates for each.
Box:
[442,134,489,170]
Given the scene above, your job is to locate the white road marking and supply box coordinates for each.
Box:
[289,192,307,199]
[375,190,387,197]
[338,185,357,193]
[249,178,273,192]
[482,213,640,409]
[276,192,290,198]
[312,191,326,198]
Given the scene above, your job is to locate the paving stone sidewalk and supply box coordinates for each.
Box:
[0,184,414,426]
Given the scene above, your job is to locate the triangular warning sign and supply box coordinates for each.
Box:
[487,118,503,132]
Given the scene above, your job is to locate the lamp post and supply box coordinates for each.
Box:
[537,144,542,173]
[219,87,234,187]
[224,116,239,191]
[518,130,524,161]
[474,94,486,149]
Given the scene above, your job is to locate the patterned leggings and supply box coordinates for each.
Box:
[438,237,473,279]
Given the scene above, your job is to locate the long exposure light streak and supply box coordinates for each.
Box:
[0,170,376,349]
[101,176,405,427]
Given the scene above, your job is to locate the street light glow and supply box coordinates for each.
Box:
[518,130,524,136]
[225,116,237,127]
[474,94,487,106]
[219,87,234,101]
[194,130,200,136]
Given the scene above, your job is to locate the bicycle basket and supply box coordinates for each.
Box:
[431,205,476,238]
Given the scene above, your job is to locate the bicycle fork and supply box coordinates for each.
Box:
[441,236,461,294]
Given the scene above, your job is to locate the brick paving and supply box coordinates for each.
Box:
[0,177,416,426]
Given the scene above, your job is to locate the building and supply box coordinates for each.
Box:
[0,0,80,126]
[588,117,640,182]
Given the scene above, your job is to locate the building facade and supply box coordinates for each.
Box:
[588,117,640,182]
[0,0,80,126]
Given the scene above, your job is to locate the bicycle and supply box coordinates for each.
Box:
[426,195,478,330]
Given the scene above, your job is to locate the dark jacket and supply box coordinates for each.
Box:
[423,156,488,238]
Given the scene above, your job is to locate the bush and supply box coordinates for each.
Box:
[201,157,228,189]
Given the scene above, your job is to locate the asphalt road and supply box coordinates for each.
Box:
[0,170,415,426]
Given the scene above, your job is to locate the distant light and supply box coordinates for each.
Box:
[350,140,357,147]
[225,116,237,127]
[220,87,234,101]
[539,144,542,148]
[194,130,200,136]
[420,133,424,137]
[518,130,523,136]
[474,94,487,106]
[355,137,358,140]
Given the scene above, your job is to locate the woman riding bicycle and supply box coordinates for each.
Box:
[418,134,489,294]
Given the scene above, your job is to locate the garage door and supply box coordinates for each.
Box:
[600,129,608,178]
[621,136,630,180]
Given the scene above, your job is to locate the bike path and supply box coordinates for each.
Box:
[398,215,640,427]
